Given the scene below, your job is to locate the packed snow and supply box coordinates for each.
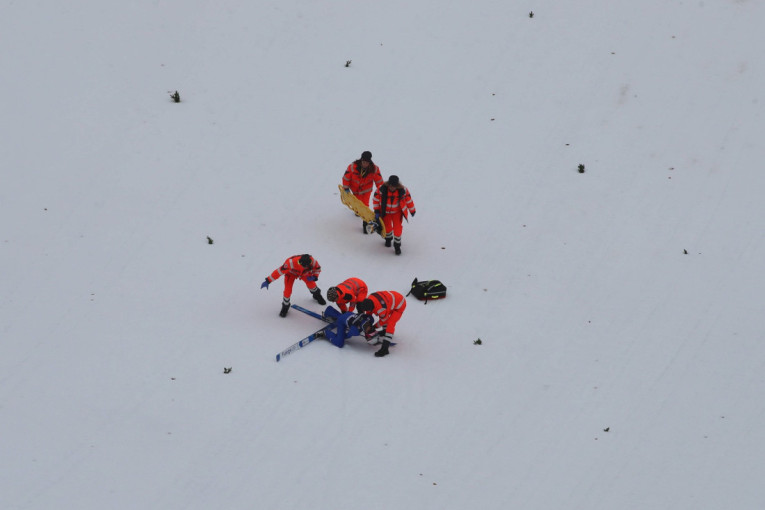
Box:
[2,1,764,509]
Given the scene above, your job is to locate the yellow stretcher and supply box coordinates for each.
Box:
[338,184,386,237]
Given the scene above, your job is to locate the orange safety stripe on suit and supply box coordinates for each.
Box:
[268,254,321,282]
[372,185,416,219]
[334,277,368,312]
[342,163,383,196]
[364,291,407,333]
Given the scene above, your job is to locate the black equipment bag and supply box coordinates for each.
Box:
[406,278,446,303]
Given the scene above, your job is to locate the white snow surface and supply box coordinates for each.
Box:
[2,1,764,509]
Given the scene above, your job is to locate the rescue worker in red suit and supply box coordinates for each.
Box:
[342,150,383,233]
[372,175,416,255]
[261,254,326,317]
[326,277,368,313]
[356,290,407,357]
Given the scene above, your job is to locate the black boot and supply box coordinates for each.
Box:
[374,340,391,357]
[279,302,290,317]
[312,289,327,305]
[394,242,401,255]
[384,237,392,247]
[362,221,368,234]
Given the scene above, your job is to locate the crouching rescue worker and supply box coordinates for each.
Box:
[356,290,407,357]
[261,254,326,317]
[326,277,368,313]
[372,175,416,255]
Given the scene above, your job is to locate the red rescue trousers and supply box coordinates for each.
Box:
[283,274,318,299]
[355,191,373,207]
[381,300,406,334]
[381,213,404,239]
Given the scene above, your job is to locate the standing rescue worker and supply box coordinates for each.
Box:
[261,254,326,317]
[372,175,416,255]
[342,151,384,233]
[326,277,368,313]
[356,291,407,357]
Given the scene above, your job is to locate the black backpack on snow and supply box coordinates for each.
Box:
[406,278,447,303]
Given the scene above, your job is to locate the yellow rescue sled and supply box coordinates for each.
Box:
[338,184,386,237]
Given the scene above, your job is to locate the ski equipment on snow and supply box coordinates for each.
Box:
[291,303,333,323]
[275,323,334,362]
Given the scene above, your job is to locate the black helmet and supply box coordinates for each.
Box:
[357,299,374,312]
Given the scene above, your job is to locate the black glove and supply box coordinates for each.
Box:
[411,211,415,217]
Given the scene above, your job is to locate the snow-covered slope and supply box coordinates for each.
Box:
[2,1,764,509]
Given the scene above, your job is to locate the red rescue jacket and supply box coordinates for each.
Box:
[373,184,416,218]
[268,254,321,282]
[363,291,406,329]
[334,277,368,312]
[342,162,383,195]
